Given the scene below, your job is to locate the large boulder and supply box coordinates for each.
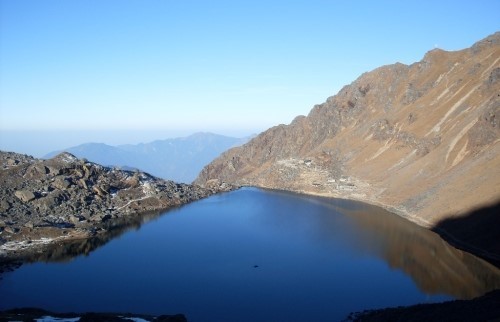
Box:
[14,190,36,202]
[52,176,72,190]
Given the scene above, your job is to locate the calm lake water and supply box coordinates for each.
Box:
[1,187,499,321]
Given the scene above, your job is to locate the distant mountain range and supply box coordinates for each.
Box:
[45,132,250,183]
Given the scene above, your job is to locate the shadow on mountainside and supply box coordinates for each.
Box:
[431,200,500,267]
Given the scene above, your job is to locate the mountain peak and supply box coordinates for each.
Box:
[470,31,500,52]
[53,152,79,163]
[195,33,500,262]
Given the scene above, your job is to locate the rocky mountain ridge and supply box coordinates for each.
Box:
[196,33,500,261]
[45,132,250,183]
[0,151,234,258]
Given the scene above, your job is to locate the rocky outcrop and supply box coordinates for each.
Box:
[0,151,35,170]
[0,151,235,257]
[196,33,500,261]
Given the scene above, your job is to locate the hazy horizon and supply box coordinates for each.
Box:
[0,128,258,157]
[1,1,499,157]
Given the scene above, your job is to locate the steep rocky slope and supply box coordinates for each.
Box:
[196,33,500,261]
[0,151,234,258]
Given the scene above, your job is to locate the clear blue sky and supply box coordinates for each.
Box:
[1,0,499,156]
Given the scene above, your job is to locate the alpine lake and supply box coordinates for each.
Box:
[1,187,499,321]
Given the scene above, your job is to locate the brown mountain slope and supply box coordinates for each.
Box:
[196,33,500,259]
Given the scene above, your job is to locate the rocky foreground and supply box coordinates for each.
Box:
[1,291,498,322]
[196,32,500,264]
[0,151,234,259]
[0,308,187,322]
[345,289,500,322]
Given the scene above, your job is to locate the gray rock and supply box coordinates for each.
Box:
[4,226,15,234]
[46,166,61,176]
[69,215,81,224]
[14,190,36,202]
[0,200,11,212]
[89,214,102,222]
[24,164,49,179]
[35,196,58,210]
[0,151,35,170]
[53,176,72,189]
[93,186,107,197]
[6,159,19,167]
[36,165,49,174]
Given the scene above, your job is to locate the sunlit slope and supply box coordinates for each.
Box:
[196,33,500,229]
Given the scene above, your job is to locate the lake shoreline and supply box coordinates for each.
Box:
[251,185,500,268]
[1,291,498,322]
[1,187,499,321]
[345,289,500,321]
[0,151,238,263]
[0,308,188,322]
[0,192,238,265]
[2,184,498,276]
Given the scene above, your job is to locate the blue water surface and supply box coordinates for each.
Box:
[1,188,499,322]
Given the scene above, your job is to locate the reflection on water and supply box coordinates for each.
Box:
[0,210,166,277]
[21,211,165,264]
[1,188,499,321]
[303,195,500,299]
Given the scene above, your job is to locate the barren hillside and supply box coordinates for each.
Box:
[196,33,500,261]
[0,151,234,258]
